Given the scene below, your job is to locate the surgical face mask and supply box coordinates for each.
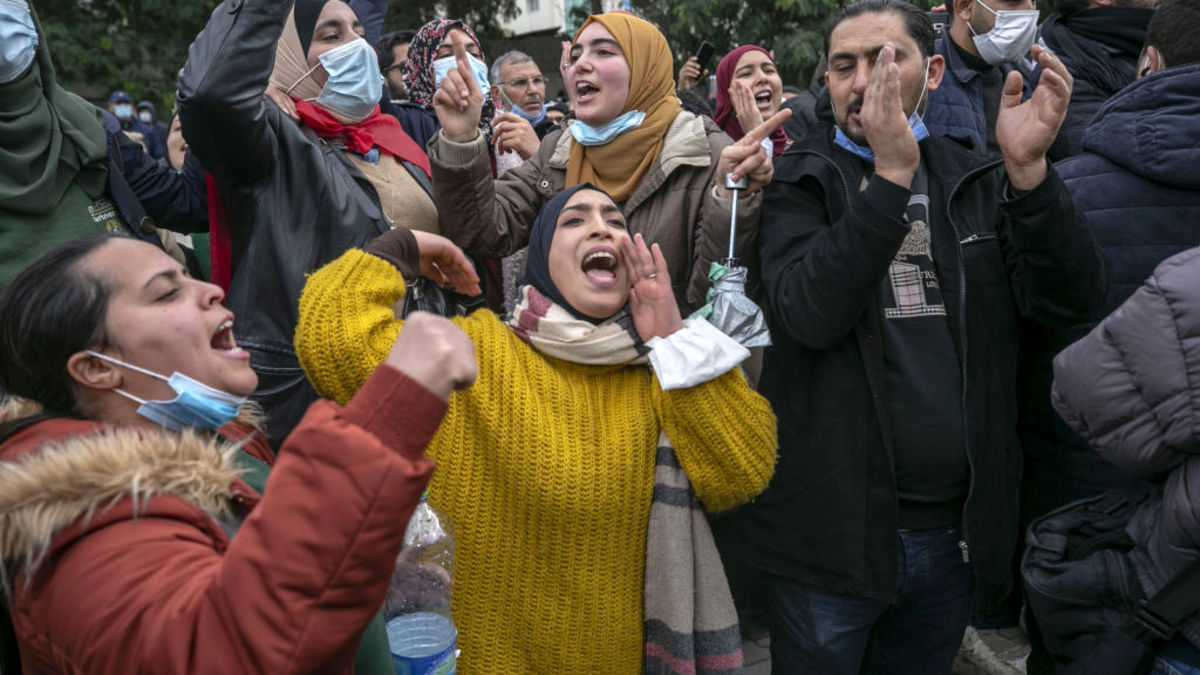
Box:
[432,53,491,99]
[86,351,247,432]
[138,110,153,124]
[569,110,646,146]
[969,0,1039,65]
[114,103,134,121]
[0,0,37,85]
[832,60,931,162]
[288,38,383,123]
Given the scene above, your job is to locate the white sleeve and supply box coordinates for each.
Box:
[646,319,751,391]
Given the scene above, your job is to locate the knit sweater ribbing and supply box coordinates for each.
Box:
[296,249,777,673]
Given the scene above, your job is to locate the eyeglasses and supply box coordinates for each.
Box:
[383,64,404,73]
[501,76,545,89]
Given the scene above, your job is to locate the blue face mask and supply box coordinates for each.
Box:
[86,351,247,432]
[0,0,36,85]
[432,53,491,100]
[569,110,646,147]
[497,85,547,125]
[113,103,134,121]
[289,38,383,123]
[832,59,931,162]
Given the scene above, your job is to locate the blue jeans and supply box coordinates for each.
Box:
[766,525,972,674]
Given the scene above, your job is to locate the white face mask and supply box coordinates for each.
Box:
[969,0,1039,65]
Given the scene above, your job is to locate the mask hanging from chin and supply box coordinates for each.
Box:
[288,38,383,123]
[969,0,1039,65]
[86,351,247,432]
[832,59,931,162]
[498,86,547,125]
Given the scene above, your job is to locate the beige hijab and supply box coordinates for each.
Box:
[268,7,359,124]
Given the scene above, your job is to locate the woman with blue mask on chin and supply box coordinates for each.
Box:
[0,233,478,673]
[178,0,459,451]
[428,13,791,317]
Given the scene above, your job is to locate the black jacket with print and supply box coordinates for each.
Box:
[747,118,1104,611]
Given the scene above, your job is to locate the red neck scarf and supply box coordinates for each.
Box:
[713,45,788,158]
[292,99,430,177]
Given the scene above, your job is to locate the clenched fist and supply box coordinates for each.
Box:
[385,312,477,400]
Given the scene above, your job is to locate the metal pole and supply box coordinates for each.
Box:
[725,173,749,263]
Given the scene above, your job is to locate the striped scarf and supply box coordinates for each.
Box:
[507,285,745,672]
[644,433,746,674]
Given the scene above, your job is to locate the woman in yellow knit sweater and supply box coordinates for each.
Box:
[296,184,777,673]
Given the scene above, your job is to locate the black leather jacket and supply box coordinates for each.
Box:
[178,0,431,448]
[747,121,1104,611]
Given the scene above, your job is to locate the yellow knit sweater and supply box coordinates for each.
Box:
[296,250,777,674]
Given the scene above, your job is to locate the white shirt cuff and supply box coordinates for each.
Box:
[646,319,751,391]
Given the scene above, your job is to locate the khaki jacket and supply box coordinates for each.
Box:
[427,111,761,314]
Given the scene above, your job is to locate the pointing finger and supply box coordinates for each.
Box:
[740,108,792,145]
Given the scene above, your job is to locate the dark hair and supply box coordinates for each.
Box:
[1146,0,1200,68]
[376,29,417,70]
[824,0,937,59]
[0,234,122,414]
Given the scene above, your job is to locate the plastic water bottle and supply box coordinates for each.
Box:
[385,491,457,675]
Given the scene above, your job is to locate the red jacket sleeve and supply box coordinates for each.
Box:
[14,365,442,674]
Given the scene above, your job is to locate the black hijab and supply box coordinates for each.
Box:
[518,184,628,322]
[293,0,335,56]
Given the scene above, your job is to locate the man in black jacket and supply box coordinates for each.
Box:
[748,0,1104,671]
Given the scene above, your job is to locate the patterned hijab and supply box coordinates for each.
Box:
[401,19,495,125]
[565,13,682,203]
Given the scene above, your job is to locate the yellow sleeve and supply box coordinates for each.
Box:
[653,369,778,513]
[295,249,408,406]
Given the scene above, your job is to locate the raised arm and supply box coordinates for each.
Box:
[296,228,480,405]
[24,365,444,673]
[177,0,290,187]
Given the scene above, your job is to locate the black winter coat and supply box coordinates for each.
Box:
[178,0,431,449]
[1019,62,1200,523]
[747,122,1104,609]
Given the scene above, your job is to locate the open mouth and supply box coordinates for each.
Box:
[575,81,599,103]
[211,318,246,356]
[754,90,773,108]
[580,247,619,287]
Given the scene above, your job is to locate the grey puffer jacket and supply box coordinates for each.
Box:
[1052,246,1200,648]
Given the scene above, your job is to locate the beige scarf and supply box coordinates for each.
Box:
[505,285,649,366]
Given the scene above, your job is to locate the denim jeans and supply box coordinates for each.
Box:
[766,525,972,674]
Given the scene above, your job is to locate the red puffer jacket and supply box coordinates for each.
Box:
[0,366,442,674]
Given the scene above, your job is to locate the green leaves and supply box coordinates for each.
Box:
[40,0,222,116]
[636,0,844,86]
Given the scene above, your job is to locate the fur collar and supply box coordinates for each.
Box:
[0,397,248,591]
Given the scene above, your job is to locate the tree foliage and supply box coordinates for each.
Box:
[38,0,518,115]
[39,0,221,112]
[635,0,846,86]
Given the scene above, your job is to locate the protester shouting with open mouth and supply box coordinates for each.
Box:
[425,12,790,316]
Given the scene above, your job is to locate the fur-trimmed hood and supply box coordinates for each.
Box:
[0,397,250,590]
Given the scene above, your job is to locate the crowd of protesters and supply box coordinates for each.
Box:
[0,0,1198,672]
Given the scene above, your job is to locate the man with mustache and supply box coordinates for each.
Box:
[747,0,1104,670]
